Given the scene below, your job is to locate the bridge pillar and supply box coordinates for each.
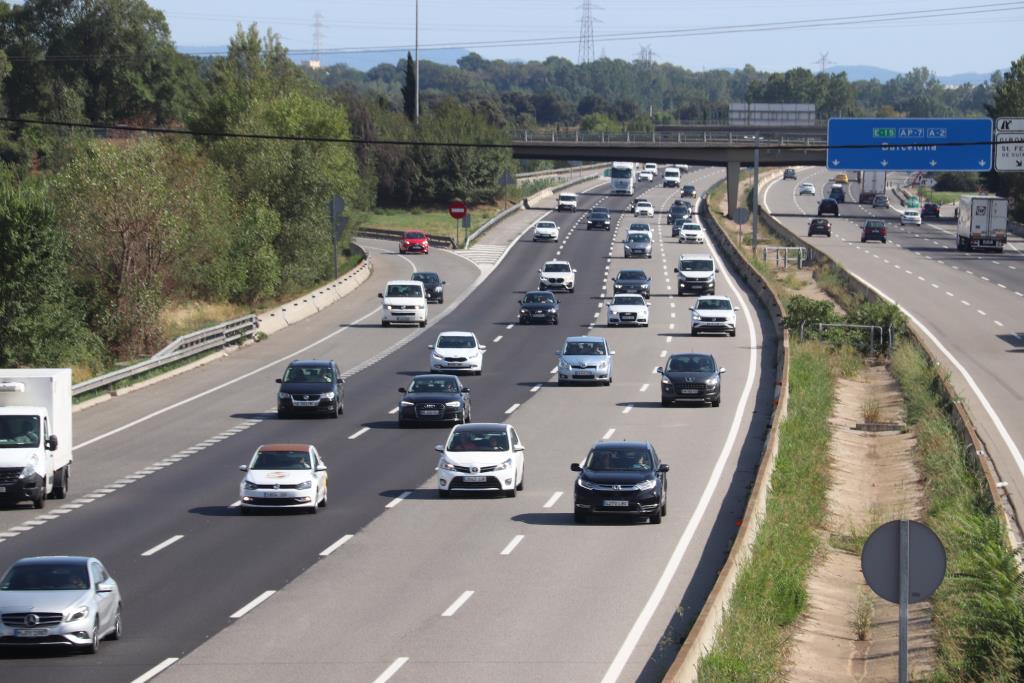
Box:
[726,161,741,219]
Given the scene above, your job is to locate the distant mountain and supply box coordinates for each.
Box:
[176,45,470,70]
[827,64,994,85]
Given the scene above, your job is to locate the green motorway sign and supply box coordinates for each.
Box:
[872,127,897,138]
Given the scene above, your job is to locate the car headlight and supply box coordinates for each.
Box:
[558,359,570,370]
[693,315,703,321]
[635,478,657,491]
[19,460,38,479]
[440,459,459,471]
[577,477,598,490]
[244,480,259,490]
[548,308,557,313]
[706,376,720,386]
[417,304,425,310]
[434,286,443,292]
[614,283,623,289]
[400,400,414,407]
[65,606,89,623]
[322,391,336,400]
[296,480,312,490]
[597,361,608,370]
[520,308,529,315]
[445,401,461,407]
[494,458,513,471]
[277,392,290,400]
[432,352,444,360]
[661,376,672,385]
[386,305,395,310]
[641,283,649,288]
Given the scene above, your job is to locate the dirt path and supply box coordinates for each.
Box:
[785,365,935,682]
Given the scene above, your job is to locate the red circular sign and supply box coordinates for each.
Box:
[448,201,468,220]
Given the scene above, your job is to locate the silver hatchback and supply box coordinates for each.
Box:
[0,556,122,653]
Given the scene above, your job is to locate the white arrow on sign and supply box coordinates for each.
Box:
[881,160,889,168]
[979,160,987,167]
[832,159,840,166]
[929,160,937,167]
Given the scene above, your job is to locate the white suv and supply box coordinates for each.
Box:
[633,200,654,217]
[678,221,705,244]
[532,220,560,242]
[380,280,427,327]
[557,193,578,212]
[539,260,576,293]
[435,423,525,497]
[429,331,486,375]
[690,295,738,337]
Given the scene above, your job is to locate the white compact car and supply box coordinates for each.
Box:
[627,222,652,238]
[380,280,427,327]
[798,182,816,196]
[239,444,328,513]
[532,220,560,242]
[678,221,705,244]
[690,295,738,337]
[557,193,578,212]
[435,423,525,497]
[539,260,576,293]
[633,200,654,217]
[643,163,658,177]
[429,331,486,375]
[900,209,922,226]
[638,170,654,182]
[607,293,650,327]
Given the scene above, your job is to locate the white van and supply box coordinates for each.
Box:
[674,253,717,296]
[557,193,578,212]
[663,167,681,188]
[379,280,428,327]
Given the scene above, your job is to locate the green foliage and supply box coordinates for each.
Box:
[782,295,838,331]
[401,52,416,122]
[986,56,1024,221]
[933,172,979,192]
[579,112,620,133]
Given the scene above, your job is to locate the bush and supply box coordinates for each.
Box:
[782,295,838,332]
[933,172,978,192]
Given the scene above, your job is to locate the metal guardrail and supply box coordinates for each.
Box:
[761,245,807,269]
[511,129,827,146]
[514,162,609,182]
[355,227,457,249]
[72,315,258,397]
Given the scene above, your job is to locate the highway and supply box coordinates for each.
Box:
[763,167,1024,533]
[0,170,778,683]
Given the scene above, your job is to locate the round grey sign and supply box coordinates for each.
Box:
[733,207,751,225]
[861,520,946,604]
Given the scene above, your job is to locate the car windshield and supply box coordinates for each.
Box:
[627,234,650,243]
[544,263,571,273]
[905,211,919,216]
[412,272,439,284]
[564,341,607,356]
[636,202,651,207]
[811,219,829,225]
[667,354,716,373]
[523,292,555,304]
[558,194,575,202]
[409,377,459,394]
[386,284,422,297]
[0,415,40,448]
[590,210,609,217]
[682,224,701,231]
[585,447,653,472]
[447,429,509,452]
[610,168,632,179]
[617,271,647,281]
[678,259,713,272]
[613,295,646,306]
[251,450,311,470]
[697,299,733,310]
[282,365,333,383]
[1,563,91,591]
[437,336,476,349]
[535,222,556,229]
[683,186,695,192]
[405,232,426,240]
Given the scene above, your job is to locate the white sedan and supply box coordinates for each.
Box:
[678,222,705,244]
[633,200,654,217]
[638,170,654,182]
[607,293,650,327]
[798,183,816,196]
[239,444,328,514]
[435,423,525,497]
[429,331,486,375]
[900,209,922,226]
[532,220,560,242]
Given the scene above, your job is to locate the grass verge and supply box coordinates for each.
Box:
[72,348,222,405]
[916,188,962,206]
[696,341,860,680]
[353,205,504,245]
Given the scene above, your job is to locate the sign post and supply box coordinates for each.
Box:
[449,200,468,247]
[995,118,1024,172]
[752,145,760,253]
[461,214,471,248]
[328,195,346,280]
[827,118,993,171]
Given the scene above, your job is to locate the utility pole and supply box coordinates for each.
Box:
[414,0,420,124]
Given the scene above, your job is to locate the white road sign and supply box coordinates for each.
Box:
[996,132,1024,172]
[996,117,1024,132]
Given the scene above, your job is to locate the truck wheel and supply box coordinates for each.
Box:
[53,466,69,499]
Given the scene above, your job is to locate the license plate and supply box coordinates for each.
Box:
[420,410,440,416]
[603,500,629,507]
[293,400,318,407]
[14,628,49,637]
[532,312,546,317]
[264,491,291,498]
[575,372,593,378]
[463,476,486,483]
[0,486,5,493]
[982,240,995,245]
[680,389,700,395]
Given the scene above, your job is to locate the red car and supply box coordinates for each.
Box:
[400,231,429,254]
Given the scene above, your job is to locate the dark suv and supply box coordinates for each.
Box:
[861,219,887,243]
[681,185,697,198]
[277,360,344,418]
[921,202,940,219]
[587,207,611,230]
[412,271,445,303]
[571,441,669,524]
[658,352,724,407]
[807,218,832,237]
[668,203,691,225]
[818,198,840,217]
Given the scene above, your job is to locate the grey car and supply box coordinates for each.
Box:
[557,336,615,386]
[623,233,653,258]
[0,556,122,653]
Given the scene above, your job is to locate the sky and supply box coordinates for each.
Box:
[142,0,1023,75]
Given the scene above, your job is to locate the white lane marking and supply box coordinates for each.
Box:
[543,491,563,508]
[131,658,180,683]
[373,658,410,683]
[505,403,520,415]
[999,283,1007,289]
[946,291,954,297]
[141,534,184,557]
[918,276,925,281]
[23,520,46,527]
[386,491,411,509]
[506,324,514,330]
[230,590,276,619]
[501,534,525,556]
[388,407,399,415]
[550,366,558,374]
[36,514,58,520]
[640,383,650,392]
[348,427,371,440]
[622,404,634,414]
[601,428,616,440]
[962,300,970,306]
[530,383,543,393]
[442,590,475,617]
[229,501,242,508]
[660,349,667,358]
[320,534,354,557]
[492,335,503,343]
[931,283,939,288]
[995,320,1004,327]
[978,310,987,316]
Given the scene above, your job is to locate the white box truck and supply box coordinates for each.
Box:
[0,369,72,508]
[859,170,887,203]
[957,195,1008,252]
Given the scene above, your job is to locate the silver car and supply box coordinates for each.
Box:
[0,556,122,653]
[557,336,615,386]
[623,233,653,258]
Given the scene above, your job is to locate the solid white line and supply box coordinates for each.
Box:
[543,491,563,508]
[132,658,180,683]
[660,349,667,358]
[505,403,520,414]
[601,428,616,440]
[501,535,525,555]
[348,426,371,440]
[320,534,354,557]
[492,335,503,343]
[373,658,410,683]
[442,590,474,617]
[639,383,650,392]
[386,491,411,508]
[230,590,275,619]
[141,534,184,557]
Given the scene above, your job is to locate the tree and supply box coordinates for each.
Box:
[987,55,1024,220]
[401,51,417,122]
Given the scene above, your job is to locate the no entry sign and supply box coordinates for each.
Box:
[448,201,468,220]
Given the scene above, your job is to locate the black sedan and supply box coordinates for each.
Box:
[412,271,445,303]
[587,207,611,230]
[398,374,470,427]
[667,204,690,225]
[818,198,840,217]
[807,218,832,237]
[276,360,345,418]
[921,202,941,219]
[658,353,724,407]
[571,441,668,524]
[518,290,559,325]
[612,269,651,299]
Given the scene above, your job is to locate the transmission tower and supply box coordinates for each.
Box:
[814,52,835,74]
[311,12,325,68]
[577,1,599,64]
[637,44,656,67]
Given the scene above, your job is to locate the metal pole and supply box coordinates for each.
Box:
[899,519,910,683]
[414,0,420,124]
[752,145,760,252]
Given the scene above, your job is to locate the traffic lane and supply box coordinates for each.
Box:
[163,172,774,682]
[0,186,622,679]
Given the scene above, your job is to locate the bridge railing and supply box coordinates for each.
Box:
[511,129,826,146]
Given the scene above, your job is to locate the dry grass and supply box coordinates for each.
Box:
[861,397,883,423]
[850,587,874,641]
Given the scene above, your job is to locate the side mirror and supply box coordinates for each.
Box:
[656,366,664,374]
[658,464,670,473]
[461,387,470,393]
[555,351,561,356]
[689,307,695,312]
[275,378,282,384]
[609,350,616,355]
[96,580,115,594]
[513,444,525,452]
[719,368,727,374]
[479,345,487,351]
[673,267,679,273]
[518,300,523,305]
[398,387,407,393]
[538,269,543,273]
[434,445,444,453]
[442,281,447,285]
[316,465,327,472]
[378,292,383,298]
[239,465,248,472]
[734,307,740,311]
[46,435,58,451]
[556,300,561,304]
[427,345,434,349]
[570,463,582,472]
[573,269,578,273]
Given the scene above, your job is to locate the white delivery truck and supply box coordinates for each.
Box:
[0,369,72,508]
[858,170,887,203]
[957,195,1008,252]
